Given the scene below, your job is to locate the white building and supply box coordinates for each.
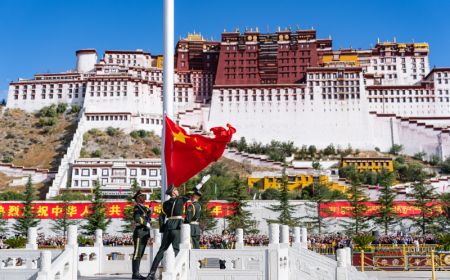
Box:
[69,158,162,198]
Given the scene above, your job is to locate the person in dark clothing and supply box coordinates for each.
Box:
[184,189,202,249]
[146,184,190,280]
[131,190,152,280]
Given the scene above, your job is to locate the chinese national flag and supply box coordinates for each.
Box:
[164,117,236,187]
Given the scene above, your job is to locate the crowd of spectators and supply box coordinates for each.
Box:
[102,234,133,246]
[1,231,437,249]
[199,231,269,248]
[37,233,66,248]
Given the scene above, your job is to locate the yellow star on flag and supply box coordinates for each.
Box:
[173,131,190,144]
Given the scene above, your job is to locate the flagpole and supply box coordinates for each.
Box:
[161,0,174,202]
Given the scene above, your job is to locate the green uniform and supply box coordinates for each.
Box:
[132,203,152,278]
[184,201,201,249]
[149,196,190,273]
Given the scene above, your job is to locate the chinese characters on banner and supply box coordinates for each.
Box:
[319,201,443,218]
[0,201,444,219]
[0,201,236,219]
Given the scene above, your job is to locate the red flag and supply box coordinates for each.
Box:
[164,116,236,187]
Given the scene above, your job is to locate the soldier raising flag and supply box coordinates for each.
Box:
[131,191,152,279]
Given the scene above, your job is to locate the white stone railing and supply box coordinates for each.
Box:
[1,224,372,280]
[77,228,158,277]
[36,225,78,280]
[161,224,190,280]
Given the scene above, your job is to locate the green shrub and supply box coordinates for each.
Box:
[353,234,375,252]
[5,132,15,139]
[437,233,450,251]
[78,235,94,247]
[151,147,161,155]
[429,154,441,166]
[39,105,57,118]
[56,103,67,114]
[130,130,150,139]
[80,148,88,158]
[261,189,280,200]
[88,128,103,136]
[106,127,120,137]
[91,149,102,158]
[37,117,57,127]
[4,236,27,248]
[0,191,25,201]
[441,157,450,174]
[389,144,403,155]
[2,156,13,163]
[70,104,81,113]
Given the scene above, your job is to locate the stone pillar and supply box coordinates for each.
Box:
[180,224,191,250]
[67,225,78,280]
[151,229,161,261]
[336,248,347,268]
[94,229,103,274]
[26,227,38,250]
[269,223,280,245]
[293,227,301,244]
[94,229,103,247]
[300,227,308,249]
[344,247,352,266]
[336,248,349,280]
[280,225,289,245]
[235,228,244,249]
[67,225,77,246]
[162,245,175,272]
[40,250,51,275]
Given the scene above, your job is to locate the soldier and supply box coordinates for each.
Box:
[131,190,152,280]
[184,189,202,249]
[146,184,190,280]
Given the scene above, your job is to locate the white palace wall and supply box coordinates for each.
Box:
[207,85,378,150]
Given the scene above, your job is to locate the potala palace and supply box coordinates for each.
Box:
[5,28,450,198]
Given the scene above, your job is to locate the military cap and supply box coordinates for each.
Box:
[165,184,176,195]
[193,189,202,197]
[133,190,146,200]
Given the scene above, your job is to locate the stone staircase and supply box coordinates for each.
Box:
[175,102,209,133]
[46,110,87,198]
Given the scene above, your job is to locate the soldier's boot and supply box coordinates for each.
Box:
[132,259,146,279]
[145,270,156,280]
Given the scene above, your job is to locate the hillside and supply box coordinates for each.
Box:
[0,108,78,170]
[81,128,273,176]
[81,128,161,159]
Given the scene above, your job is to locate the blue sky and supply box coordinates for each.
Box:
[1,0,449,101]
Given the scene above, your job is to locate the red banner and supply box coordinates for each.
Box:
[0,201,235,219]
[0,201,444,219]
[320,201,444,218]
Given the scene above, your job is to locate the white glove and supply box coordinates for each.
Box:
[195,175,211,190]
[146,222,151,229]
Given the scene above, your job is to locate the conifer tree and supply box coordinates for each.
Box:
[373,169,397,235]
[266,170,301,227]
[194,180,218,233]
[226,176,258,234]
[0,212,8,234]
[121,179,141,233]
[438,193,450,231]
[407,180,439,234]
[304,182,346,234]
[344,168,370,235]
[13,177,39,237]
[81,180,111,235]
[51,192,78,238]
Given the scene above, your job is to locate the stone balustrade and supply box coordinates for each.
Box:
[0,224,372,280]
